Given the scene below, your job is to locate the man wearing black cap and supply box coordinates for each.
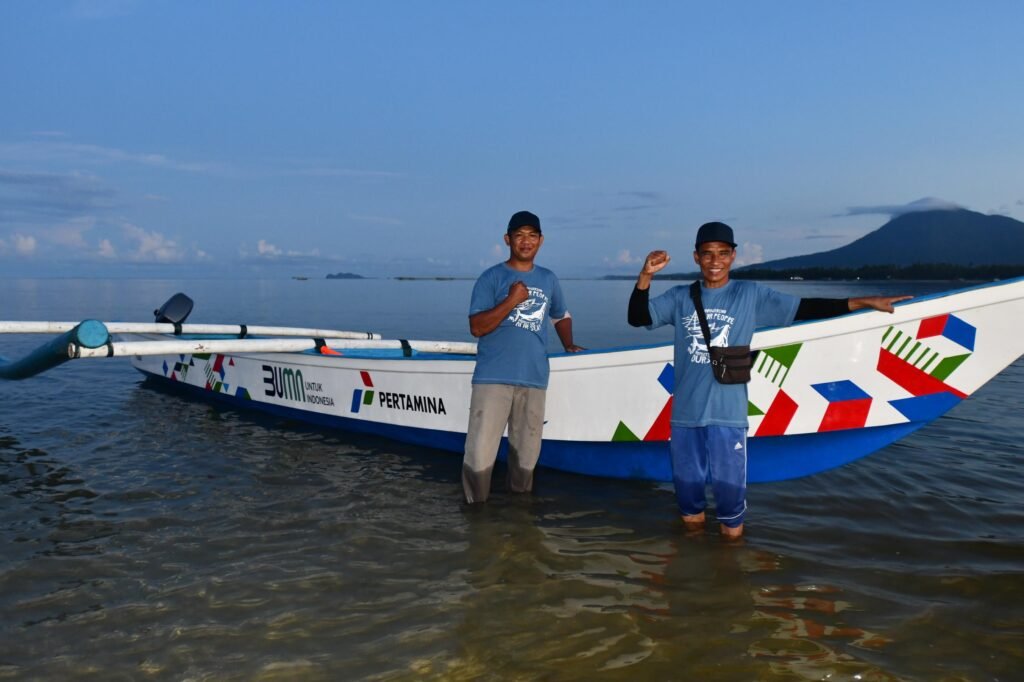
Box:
[462,210,584,504]
[628,222,909,538]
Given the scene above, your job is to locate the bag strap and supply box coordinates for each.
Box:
[688,281,714,350]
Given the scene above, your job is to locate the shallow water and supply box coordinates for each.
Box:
[1,277,1022,680]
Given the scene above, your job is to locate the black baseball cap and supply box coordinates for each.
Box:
[507,210,542,235]
[695,221,736,249]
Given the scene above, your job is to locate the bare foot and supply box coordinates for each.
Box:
[681,513,705,533]
[720,523,744,540]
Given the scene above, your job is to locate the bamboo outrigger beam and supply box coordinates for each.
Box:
[0,321,381,340]
[0,320,110,380]
[0,319,477,380]
[70,337,478,359]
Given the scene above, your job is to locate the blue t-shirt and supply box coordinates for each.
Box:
[648,280,799,427]
[470,263,568,389]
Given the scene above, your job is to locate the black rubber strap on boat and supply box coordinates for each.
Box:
[173,322,183,335]
[399,339,412,357]
[314,337,327,351]
[238,324,248,339]
[106,340,115,357]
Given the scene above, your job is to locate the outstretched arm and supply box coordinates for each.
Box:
[795,295,913,321]
[848,295,913,313]
[469,281,529,337]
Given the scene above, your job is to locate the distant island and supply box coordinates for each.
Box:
[605,208,1024,281]
[326,272,366,279]
[747,208,1024,271]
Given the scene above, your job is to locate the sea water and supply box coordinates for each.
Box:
[0,277,1021,680]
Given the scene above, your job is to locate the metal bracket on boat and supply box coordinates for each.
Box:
[399,339,412,357]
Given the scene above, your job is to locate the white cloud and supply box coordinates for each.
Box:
[45,216,96,249]
[0,139,217,174]
[841,197,963,218]
[249,239,322,260]
[257,239,284,256]
[13,234,37,256]
[120,222,183,262]
[612,249,642,266]
[98,239,117,258]
[735,242,764,267]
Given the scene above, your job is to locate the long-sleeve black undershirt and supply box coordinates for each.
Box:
[627,286,850,327]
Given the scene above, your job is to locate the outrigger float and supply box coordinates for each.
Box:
[2,279,1023,483]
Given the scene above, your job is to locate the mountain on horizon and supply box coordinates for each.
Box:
[743,209,1024,270]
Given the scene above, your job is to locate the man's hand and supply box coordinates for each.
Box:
[563,344,585,353]
[508,281,529,306]
[850,295,913,313]
[636,250,670,290]
[642,251,671,276]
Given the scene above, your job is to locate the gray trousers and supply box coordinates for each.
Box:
[462,383,546,503]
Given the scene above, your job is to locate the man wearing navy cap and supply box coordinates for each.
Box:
[628,221,909,538]
[463,210,584,504]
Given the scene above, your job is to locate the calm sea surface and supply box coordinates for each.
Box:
[1,277,1021,681]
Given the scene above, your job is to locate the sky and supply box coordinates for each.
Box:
[2,1,1023,279]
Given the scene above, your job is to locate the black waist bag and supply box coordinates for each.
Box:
[689,281,753,385]
[708,345,753,384]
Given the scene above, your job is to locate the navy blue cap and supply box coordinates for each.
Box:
[694,221,736,249]
[507,210,541,235]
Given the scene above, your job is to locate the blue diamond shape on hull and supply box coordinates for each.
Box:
[812,380,870,403]
[658,364,674,394]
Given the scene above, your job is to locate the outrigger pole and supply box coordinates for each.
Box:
[0,319,110,380]
[0,320,477,380]
[0,321,381,340]
[70,337,478,359]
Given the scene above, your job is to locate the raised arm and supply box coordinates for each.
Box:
[628,251,670,327]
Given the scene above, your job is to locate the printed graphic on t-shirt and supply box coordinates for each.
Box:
[508,287,549,332]
[684,308,733,364]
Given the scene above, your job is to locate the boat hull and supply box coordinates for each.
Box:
[130,278,1024,483]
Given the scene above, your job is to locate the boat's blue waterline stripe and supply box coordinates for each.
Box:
[137,367,962,483]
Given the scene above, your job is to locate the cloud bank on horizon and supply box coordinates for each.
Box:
[2,3,1023,278]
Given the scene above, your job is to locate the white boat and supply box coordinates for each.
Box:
[3,278,1023,482]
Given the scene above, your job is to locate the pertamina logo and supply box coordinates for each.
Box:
[350,370,447,416]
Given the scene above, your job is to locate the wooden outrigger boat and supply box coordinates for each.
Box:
[2,278,1023,483]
